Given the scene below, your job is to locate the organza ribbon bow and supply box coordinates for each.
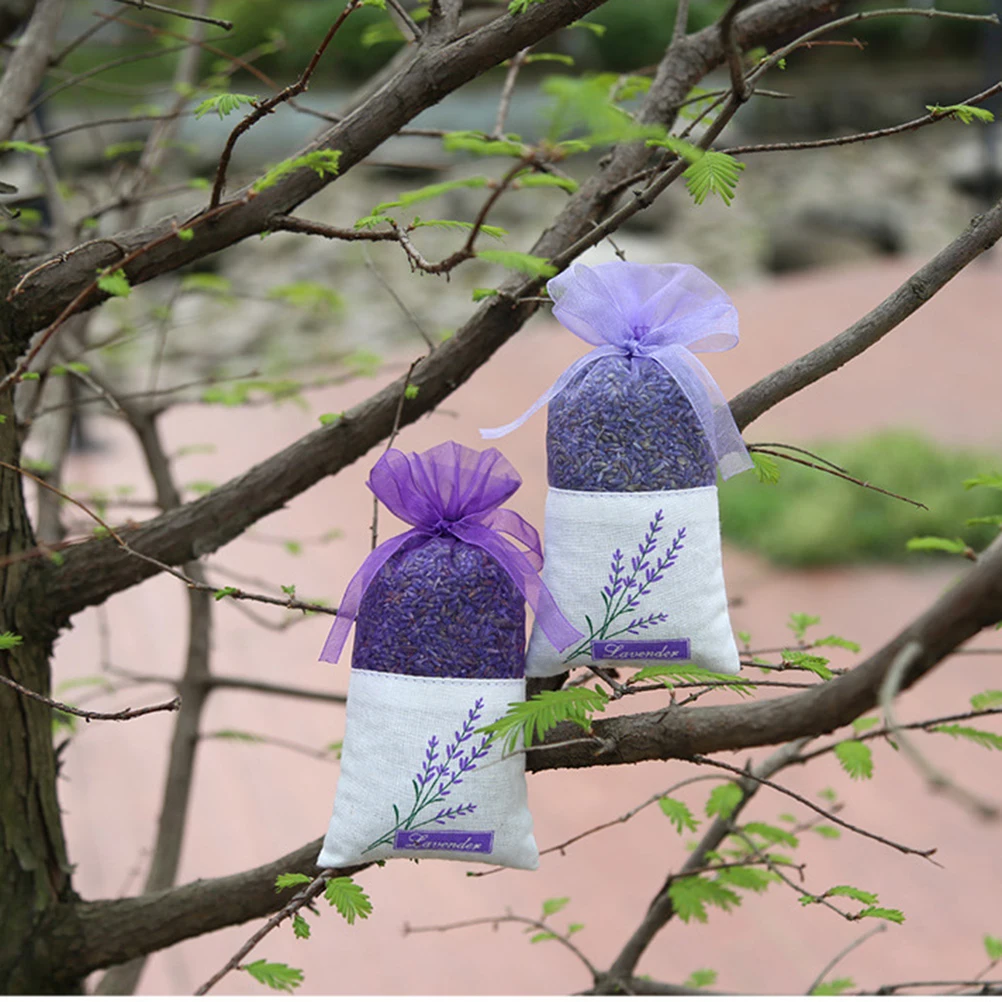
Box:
[319,441,582,663]
[481,261,752,479]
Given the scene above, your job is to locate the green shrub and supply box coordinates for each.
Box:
[719,430,1002,567]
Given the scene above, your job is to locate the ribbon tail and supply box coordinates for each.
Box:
[318,529,425,663]
[479,345,620,439]
[648,344,752,480]
[452,524,583,652]
[479,507,543,571]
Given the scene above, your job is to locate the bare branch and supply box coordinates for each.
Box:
[879,641,999,821]
[806,924,888,996]
[730,195,1002,430]
[0,673,180,721]
[109,0,233,30]
[0,0,65,143]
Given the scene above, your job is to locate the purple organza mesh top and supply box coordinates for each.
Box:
[547,354,716,492]
[352,535,526,678]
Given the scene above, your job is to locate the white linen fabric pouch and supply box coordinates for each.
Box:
[525,486,740,676]
[482,260,753,679]
[317,670,538,869]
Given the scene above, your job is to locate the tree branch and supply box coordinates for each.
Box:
[0,674,180,721]
[730,194,1002,430]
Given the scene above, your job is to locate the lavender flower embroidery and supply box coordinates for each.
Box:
[363,699,492,854]
[563,511,686,663]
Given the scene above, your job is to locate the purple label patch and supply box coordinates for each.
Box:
[591,639,691,662]
[394,830,494,854]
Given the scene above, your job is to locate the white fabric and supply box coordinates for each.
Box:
[317,670,538,870]
[525,486,740,677]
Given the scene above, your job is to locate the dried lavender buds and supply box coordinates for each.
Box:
[352,535,526,679]
[547,355,716,492]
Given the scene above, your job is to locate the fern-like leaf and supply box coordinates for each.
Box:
[477,687,609,754]
[932,724,1002,750]
[683,151,745,206]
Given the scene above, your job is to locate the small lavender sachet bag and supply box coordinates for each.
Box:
[482,261,751,678]
[316,442,580,870]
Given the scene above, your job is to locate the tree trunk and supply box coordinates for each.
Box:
[0,266,80,994]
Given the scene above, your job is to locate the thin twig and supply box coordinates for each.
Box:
[404,912,599,979]
[493,48,529,138]
[806,924,888,995]
[385,0,421,41]
[874,980,1002,995]
[745,441,850,474]
[690,754,938,860]
[720,0,753,102]
[748,446,927,510]
[209,0,366,207]
[200,729,341,761]
[193,871,336,995]
[0,673,180,722]
[361,252,435,348]
[880,641,999,820]
[109,0,234,29]
[269,214,400,243]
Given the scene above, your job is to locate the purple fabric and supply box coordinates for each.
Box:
[480,261,752,479]
[319,441,582,663]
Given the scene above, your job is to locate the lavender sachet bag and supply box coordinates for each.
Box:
[482,261,752,678]
[315,442,580,870]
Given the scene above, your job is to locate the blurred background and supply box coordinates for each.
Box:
[8,0,1000,993]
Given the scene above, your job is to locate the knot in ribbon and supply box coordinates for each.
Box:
[480,261,752,479]
[319,441,582,663]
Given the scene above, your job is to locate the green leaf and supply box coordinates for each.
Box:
[683,151,745,206]
[472,288,498,301]
[964,472,1002,491]
[275,872,312,890]
[523,52,574,66]
[476,249,557,278]
[927,103,995,125]
[253,150,341,193]
[971,690,1002,711]
[268,282,343,314]
[103,140,145,160]
[645,135,704,164]
[965,514,1002,527]
[324,876,372,924]
[684,969,718,989]
[984,935,1002,962]
[788,612,821,640]
[852,716,879,734]
[194,92,257,120]
[513,173,579,193]
[742,822,798,849]
[210,729,262,742]
[825,885,879,905]
[857,906,905,924]
[814,634,861,653]
[354,213,394,230]
[283,540,302,556]
[374,176,489,214]
[242,959,303,993]
[477,686,609,754]
[181,273,232,296]
[213,586,239,601]
[442,131,525,157]
[905,535,969,555]
[291,914,310,939]
[750,453,780,486]
[411,217,507,240]
[508,0,544,12]
[529,931,557,943]
[818,786,837,802]
[932,724,1002,751]
[668,875,742,924]
[359,0,386,7]
[404,383,419,400]
[629,664,755,696]
[542,896,569,916]
[567,922,585,936]
[811,977,856,995]
[834,740,873,780]
[705,782,743,820]
[568,17,605,34]
[0,140,48,156]
[812,825,841,839]
[97,269,131,298]
[659,796,700,834]
[318,412,343,426]
[0,631,23,650]
[781,650,832,680]
[716,866,776,892]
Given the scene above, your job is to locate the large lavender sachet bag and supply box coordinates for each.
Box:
[482,261,751,678]
[315,442,580,870]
